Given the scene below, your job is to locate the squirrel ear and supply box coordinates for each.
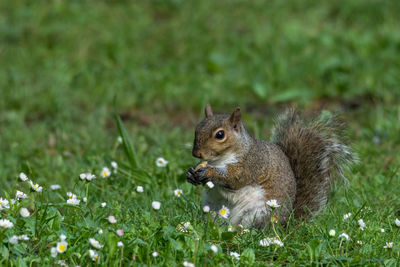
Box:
[229,107,241,130]
[205,104,213,118]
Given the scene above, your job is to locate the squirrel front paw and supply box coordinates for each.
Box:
[186,166,211,186]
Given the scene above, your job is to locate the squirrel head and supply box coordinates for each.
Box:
[192,104,247,161]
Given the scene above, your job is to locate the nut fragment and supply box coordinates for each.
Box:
[195,161,208,171]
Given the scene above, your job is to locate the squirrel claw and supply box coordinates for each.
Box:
[186,167,201,186]
[186,166,210,186]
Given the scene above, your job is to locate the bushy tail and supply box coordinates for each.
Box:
[271,109,355,218]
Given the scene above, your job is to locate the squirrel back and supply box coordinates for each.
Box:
[271,109,355,218]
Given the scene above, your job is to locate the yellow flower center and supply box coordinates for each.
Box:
[58,244,66,252]
[220,209,226,215]
[103,171,107,176]
[69,195,72,199]
[34,185,38,189]
[94,255,99,261]
[177,192,181,195]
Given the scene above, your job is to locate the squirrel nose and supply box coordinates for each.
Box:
[192,149,202,159]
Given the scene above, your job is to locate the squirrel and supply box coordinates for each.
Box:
[186,104,354,228]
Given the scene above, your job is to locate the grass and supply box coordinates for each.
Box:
[1,0,400,265]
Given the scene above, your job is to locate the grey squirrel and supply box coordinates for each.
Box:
[186,105,354,228]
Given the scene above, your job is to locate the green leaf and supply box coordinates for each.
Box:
[0,246,9,260]
[221,231,237,240]
[115,113,140,169]
[252,82,268,100]
[240,248,255,265]
[107,232,117,261]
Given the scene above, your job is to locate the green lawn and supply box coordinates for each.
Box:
[1,0,400,265]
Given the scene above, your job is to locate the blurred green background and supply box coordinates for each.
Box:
[1,0,400,189]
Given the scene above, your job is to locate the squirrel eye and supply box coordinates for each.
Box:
[215,130,225,140]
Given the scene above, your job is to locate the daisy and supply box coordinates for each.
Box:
[117,241,123,247]
[98,229,103,235]
[218,205,230,219]
[266,199,280,208]
[230,252,240,260]
[155,157,168,167]
[89,238,103,249]
[111,161,118,173]
[206,181,214,189]
[101,202,107,208]
[338,233,349,241]
[137,186,144,193]
[152,251,159,257]
[183,261,195,267]
[19,234,29,241]
[384,242,393,249]
[83,197,87,203]
[89,249,99,262]
[343,213,352,220]
[358,219,366,230]
[203,205,210,213]
[152,201,161,210]
[67,198,80,205]
[50,184,61,190]
[116,229,124,236]
[56,241,68,253]
[51,247,58,258]
[272,238,284,247]
[100,167,111,178]
[9,235,19,244]
[20,207,30,217]
[19,172,28,181]
[0,219,14,228]
[0,198,10,210]
[395,218,400,227]
[210,244,218,253]
[15,190,27,199]
[329,229,336,236]
[259,238,272,247]
[174,189,183,197]
[380,228,385,233]
[108,215,117,224]
[29,180,43,192]
[60,234,67,241]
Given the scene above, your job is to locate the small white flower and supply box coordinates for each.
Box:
[210,244,218,253]
[89,238,103,249]
[230,252,240,260]
[86,173,96,181]
[56,241,68,253]
[20,207,30,217]
[152,251,159,257]
[343,213,352,220]
[358,219,366,230]
[116,229,124,236]
[89,249,99,262]
[338,233,349,241]
[117,241,123,247]
[100,167,111,178]
[206,181,214,188]
[29,180,43,192]
[272,238,284,247]
[152,201,161,210]
[108,215,117,224]
[98,229,103,235]
[101,202,107,208]
[357,240,363,245]
[203,205,210,213]
[266,199,280,208]
[329,229,336,236]
[380,228,385,233]
[228,226,234,232]
[0,219,14,228]
[50,184,61,190]
[83,197,87,202]
[19,172,28,181]
[15,190,27,199]
[137,186,144,193]
[111,161,118,173]
[67,198,80,205]
[384,242,393,249]
[259,238,272,247]
[183,261,195,267]
[395,218,400,227]
[9,235,19,244]
[218,205,230,219]
[117,136,123,143]
[79,173,86,180]
[174,189,183,197]
[156,157,168,167]
[56,260,67,266]
[60,234,67,241]
[51,247,58,258]
[19,234,29,241]
[0,198,10,210]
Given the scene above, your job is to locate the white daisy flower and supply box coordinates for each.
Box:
[15,190,27,199]
[152,201,161,210]
[117,241,123,247]
[19,234,29,241]
[79,173,86,180]
[100,167,111,178]
[266,199,280,208]
[380,228,385,233]
[206,181,214,188]
[174,189,183,197]
[152,251,159,257]
[203,205,210,213]
[155,157,168,167]
[89,249,99,262]
[228,227,234,232]
[101,202,107,208]
[0,219,14,228]
[137,186,144,193]
[395,218,400,227]
[89,238,103,249]
[230,252,240,260]
[60,234,67,241]
[51,247,58,258]
[98,229,103,235]
[83,197,87,203]
[338,233,349,241]
[343,213,352,220]
[111,161,118,173]
[358,219,366,230]
[19,207,30,217]
[218,205,230,219]
[384,242,393,249]
[108,215,117,224]
[50,184,61,190]
[9,235,19,244]
[116,229,124,236]
[56,241,68,253]
[272,238,284,247]
[19,172,28,181]
[329,229,336,236]
[29,180,43,192]
[0,198,10,210]
[259,238,272,247]
[86,173,96,181]
[183,261,195,267]
[210,244,218,253]
[67,198,80,205]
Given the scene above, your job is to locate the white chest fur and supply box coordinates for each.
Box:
[209,153,238,174]
[202,184,269,228]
